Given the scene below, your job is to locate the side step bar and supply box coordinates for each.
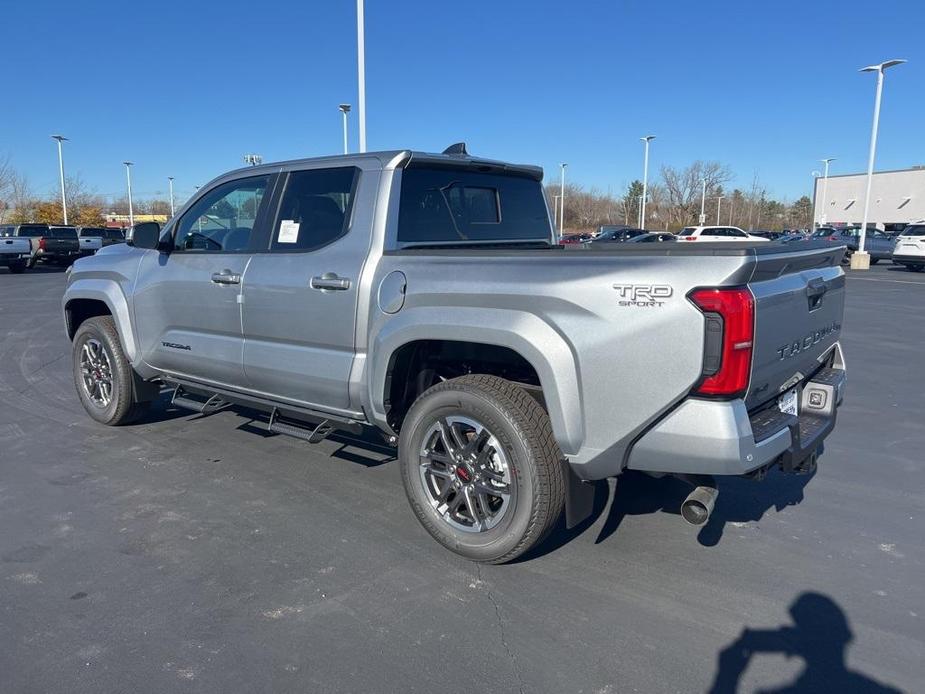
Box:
[171,385,229,415]
[268,408,346,444]
[163,378,366,444]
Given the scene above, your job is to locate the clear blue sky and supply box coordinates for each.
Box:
[4,0,923,205]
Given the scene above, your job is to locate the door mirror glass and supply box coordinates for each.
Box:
[128,222,162,250]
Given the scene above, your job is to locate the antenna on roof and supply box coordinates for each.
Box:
[442,142,469,156]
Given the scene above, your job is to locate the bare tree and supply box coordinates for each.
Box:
[660,161,733,226]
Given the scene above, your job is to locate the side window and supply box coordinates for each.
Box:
[704,228,724,237]
[729,228,748,238]
[270,167,357,252]
[174,176,269,252]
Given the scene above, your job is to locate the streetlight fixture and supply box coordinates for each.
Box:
[339,104,351,154]
[640,135,655,230]
[51,135,68,224]
[123,161,134,227]
[818,158,835,228]
[855,58,906,269]
[167,177,176,217]
[714,195,725,225]
[356,0,367,153]
[559,163,568,235]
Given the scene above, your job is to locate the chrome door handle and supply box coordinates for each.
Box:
[211,270,241,285]
[311,275,351,291]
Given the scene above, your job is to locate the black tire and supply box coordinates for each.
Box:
[8,262,26,274]
[399,374,565,564]
[914,265,925,273]
[72,316,150,425]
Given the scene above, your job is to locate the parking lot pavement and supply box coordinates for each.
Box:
[0,264,922,694]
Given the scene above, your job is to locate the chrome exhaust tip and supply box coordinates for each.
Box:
[681,485,718,526]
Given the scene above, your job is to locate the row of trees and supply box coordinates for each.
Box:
[2,155,813,232]
[546,161,814,233]
[0,156,173,226]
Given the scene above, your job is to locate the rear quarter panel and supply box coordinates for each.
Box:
[365,249,749,474]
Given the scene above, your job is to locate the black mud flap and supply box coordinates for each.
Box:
[564,462,596,529]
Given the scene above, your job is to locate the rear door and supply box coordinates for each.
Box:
[745,246,846,410]
[241,165,374,413]
[133,173,274,388]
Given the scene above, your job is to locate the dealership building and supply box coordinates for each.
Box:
[813,167,925,231]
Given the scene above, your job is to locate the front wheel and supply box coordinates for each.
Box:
[399,375,565,563]
[72,316,150,425]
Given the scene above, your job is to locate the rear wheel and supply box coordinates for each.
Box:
[72,316,150,425]
[7,261,26,274]
[399,374,565,563]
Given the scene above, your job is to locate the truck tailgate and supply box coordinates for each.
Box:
[745,247,845,411]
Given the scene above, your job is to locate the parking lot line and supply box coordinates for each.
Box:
[846,276,925,285]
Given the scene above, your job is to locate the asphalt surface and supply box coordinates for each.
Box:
[1,262,922,694]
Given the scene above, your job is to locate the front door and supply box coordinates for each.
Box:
[133,174,273,388]
[241,166,373,413]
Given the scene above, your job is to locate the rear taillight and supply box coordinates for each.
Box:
[684,236,697,241]
[689,287,755,399]
[39,237,46,251]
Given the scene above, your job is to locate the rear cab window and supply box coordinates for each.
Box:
[49,227,78,239]
[397,166,551,246]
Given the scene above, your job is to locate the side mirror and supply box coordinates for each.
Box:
[127,222,164,251]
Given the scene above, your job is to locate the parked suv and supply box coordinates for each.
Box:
[892,224,925,271]
[62,147,847,563]
[811,227,896,264]
[677,226,769,242]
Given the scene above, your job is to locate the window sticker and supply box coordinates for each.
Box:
[278,219,300,244]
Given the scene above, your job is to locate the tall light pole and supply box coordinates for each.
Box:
[339,104,351,154]
[123,161,134,227]
[356,0,367,153]
[856,59,906,267]
[715,195,724,225]
[559,163,568,235]
[640,135,655,230]
[818,158,835,228]
[167,177,175,217]
[699,178,707,224]
[51,135,68,224]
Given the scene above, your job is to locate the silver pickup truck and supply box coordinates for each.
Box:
[62,146,847,563]
[0,235,31,273]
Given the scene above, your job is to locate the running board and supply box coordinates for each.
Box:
[171,385,229,415]
[268,408,357,443]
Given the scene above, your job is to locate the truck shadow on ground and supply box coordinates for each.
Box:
[595,469,817,547]
[522,467,816,560]
[708,591,901,693]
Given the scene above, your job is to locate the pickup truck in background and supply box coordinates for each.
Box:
[3,224,81,267]
[79,226,126,248]
[62,145,848,563]
[0,235,31,273]
[77,232,104,257]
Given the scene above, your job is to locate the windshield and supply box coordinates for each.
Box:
[901,225,925,237]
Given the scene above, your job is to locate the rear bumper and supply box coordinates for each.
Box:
[624,344,846,477]
[892,254,925,265]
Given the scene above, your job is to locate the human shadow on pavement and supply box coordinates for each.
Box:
[708,592,901,693]
[594,467,816,547]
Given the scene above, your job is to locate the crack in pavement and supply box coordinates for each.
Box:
[477,563,526,694]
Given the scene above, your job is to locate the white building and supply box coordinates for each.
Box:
[813,167,925,231]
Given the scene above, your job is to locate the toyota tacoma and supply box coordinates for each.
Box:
[62,145,848,563]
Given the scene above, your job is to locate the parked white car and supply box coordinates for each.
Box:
[892,223,925,271]
[676,226,769,242]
